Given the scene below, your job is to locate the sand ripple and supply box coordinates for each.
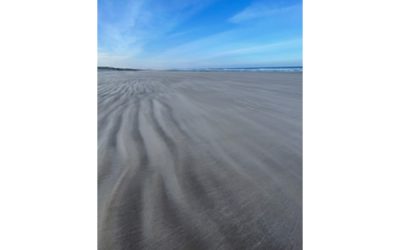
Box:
[98,71,302,250]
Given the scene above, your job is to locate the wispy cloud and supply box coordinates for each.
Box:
[139,33,301,68]
[98,0,215,66]
[98,0,302,68]
[229,1,301,23]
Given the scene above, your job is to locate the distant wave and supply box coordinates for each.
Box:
[169,66,303,72]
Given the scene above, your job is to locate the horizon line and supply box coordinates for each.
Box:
[98,65,303,70]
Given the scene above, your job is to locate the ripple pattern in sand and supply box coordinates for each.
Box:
[98,71,302,250]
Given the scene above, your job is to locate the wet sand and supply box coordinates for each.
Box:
[98,71,302,249]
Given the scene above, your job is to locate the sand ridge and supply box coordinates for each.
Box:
[98,71,302,250]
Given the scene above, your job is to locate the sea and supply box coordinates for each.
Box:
[168,66,302,72]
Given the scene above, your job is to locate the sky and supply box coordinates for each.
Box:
[98,0,302,69]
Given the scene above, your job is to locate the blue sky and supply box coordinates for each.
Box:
[98,0,302,69]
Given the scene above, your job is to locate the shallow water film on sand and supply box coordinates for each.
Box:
[98,71,302,249]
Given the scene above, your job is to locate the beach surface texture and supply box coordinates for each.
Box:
[98,71,302,250]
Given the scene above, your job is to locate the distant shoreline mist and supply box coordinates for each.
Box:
[97,66,142,71]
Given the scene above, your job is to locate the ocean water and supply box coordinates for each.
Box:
[169,66,303,72]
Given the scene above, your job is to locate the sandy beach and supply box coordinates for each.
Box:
[98,71,302,249]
